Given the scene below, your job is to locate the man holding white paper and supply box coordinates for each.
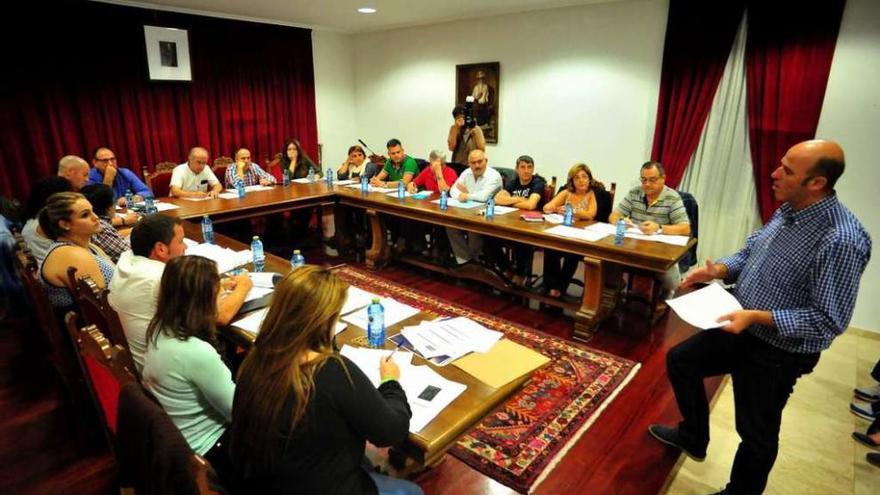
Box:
[648,140,872,495]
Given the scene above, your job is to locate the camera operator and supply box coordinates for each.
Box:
[447,101,486,165]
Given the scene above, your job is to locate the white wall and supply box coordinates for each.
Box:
[816,0,880,332]
[312,30,356,167]
[350,0,668,194]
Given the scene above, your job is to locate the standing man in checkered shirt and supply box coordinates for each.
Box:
[648,140,872,495]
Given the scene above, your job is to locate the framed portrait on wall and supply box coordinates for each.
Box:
[455,62,500,144]
[144,25,192,81]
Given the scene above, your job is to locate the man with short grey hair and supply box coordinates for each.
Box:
[57,155,90,190]
[407,149,458,194]
[169,146,221,198]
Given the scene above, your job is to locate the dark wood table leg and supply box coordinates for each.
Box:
[365,208,390,269]
[574,255,606,341]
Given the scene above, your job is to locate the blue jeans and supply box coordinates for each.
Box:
[368,472,424,495]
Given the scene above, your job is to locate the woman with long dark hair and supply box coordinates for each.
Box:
[142,255,234,475]
[541,163,604,298]
[281,138,319,179]
[230,266,422,495]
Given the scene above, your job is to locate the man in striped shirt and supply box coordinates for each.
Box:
[648,140,871,495]
[610,161,691,292]
[225,148,276,189]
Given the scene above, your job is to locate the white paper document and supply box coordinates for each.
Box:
[178,196,212,201]
[334,321,348,335]
[290,178,314,184]
[342,297,420,329]
[248,272,278,288]
[429,198,482,209]
[667,283,743,330]
[233,307,269,335]
[217,192,239,200]
[332,179,357,186]
[544,225,607,242]
[585,222,689,246]
[185,243,252,274]
[224,185,273,193]
[183,238,200,248]
[543,214,564,224]
[340,345,466,432]
[400,317,502,361]
[341,286,379,315]
[134,200,179,211]
[243,286,273,303]
[478,205,518,216]
[385,191,418,198]
[342,183,396,193]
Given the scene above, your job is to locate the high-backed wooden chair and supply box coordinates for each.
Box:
[67,267,138,379]
[265,152,283,182]
[144,161,177,198]
[212,156,232,181]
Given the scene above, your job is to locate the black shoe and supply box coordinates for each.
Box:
[868,452,880,468]
[648,424,706,462]
[853,431,880,448]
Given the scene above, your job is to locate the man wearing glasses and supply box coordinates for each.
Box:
[609,160,691,292]
[89,146,153,206]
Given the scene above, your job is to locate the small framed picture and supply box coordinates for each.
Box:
[455,62,500,144]
[144,25,192,81]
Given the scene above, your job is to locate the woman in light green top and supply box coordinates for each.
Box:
[142,255,234,476]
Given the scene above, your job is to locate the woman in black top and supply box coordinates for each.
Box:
[230,266,423,495]
[281,138,319,179]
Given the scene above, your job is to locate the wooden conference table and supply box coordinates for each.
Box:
[161,181,696,340]
[179,221,531,469]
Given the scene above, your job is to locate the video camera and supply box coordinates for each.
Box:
[463,96,477,129]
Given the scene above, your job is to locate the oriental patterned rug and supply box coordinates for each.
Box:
[336,266,639,494]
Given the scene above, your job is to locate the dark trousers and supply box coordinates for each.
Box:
[870,359,880,434]
[543,250,580,293]
[667,330,820,495]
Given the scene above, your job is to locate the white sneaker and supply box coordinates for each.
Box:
[851,399,879,420]
[855,384,880,401]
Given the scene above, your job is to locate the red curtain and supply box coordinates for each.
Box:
[650,0,747,187]
[0,0,318,202]
[745,0,847,222]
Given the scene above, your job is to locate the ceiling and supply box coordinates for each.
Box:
[99,0,625,32]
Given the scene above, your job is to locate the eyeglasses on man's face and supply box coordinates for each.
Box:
[639,176,662,184]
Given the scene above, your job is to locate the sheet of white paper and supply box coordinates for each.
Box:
[543,214,564,224]
[243,286,273,303]
[339,345,415,386]
[667,283,743,330]
[626,232,690,246]
[217,192,239,199]
[233,307,269,335]
[401,317,502,360]
[333,179,357,186]
[249,272,278,288]
[178,196,212,202]
[185,243,251,273]
[334,321,348,335]
[429,198,482,209]
[342,297,420,329]
[134,200,179,211]
[385,191,418,198]
[183,238,200,248]
[290,178,313,184]
[544,225,607,242]
[225,185,273,193]
[341,286,379,315]
[400,365,467,432]
[342,183,396,193]
[477,205,518,216]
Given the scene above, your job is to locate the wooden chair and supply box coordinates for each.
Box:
[265,152,283,182]
[212,156,232,180]
[144,161,177,198]
[67,267,139,379]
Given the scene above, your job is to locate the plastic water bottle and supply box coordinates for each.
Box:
[397,181,405,199]
[283,169,290,187]
[251,236,265,272]
[367,298,385,349]
[360,175,369,193]
[236,179,246,198]
[325,168,334,186]
[486,197,495,219]
[290,249,305,269]
[307,167,316,183]
[201,215,214,244]
[125,189,134,210]
[440,190,448,211]
[145,196,157,214]
[615,218,626,246]
[563,203,574,226]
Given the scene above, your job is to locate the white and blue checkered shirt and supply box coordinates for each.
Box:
[718,194,871,354]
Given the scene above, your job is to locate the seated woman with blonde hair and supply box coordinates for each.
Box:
[230,265,422,495]
[541,163,603,298]
[38,191,115,310]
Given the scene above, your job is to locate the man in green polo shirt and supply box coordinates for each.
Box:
[370,138,419,188]
[610,160,691,294]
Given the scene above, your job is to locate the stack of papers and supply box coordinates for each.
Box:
[133,200,179,211]
[429,198,482,209]
[666,283,743,329]
[217,192,240,200]
[242,273,277,303]
[185,243,252,274]
[478,205,518,216]
[224,185,274,193]
[544,225,607,242]
[340,345,467,432]
[342,297,420,329]
[544,213,564,224]
[333,179,357,186]
[585,222,690,246]
[341,286,379,315]
[343,183,396,193]
[399,317,503,363]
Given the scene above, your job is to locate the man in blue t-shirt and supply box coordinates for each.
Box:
[487,155,546,285]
